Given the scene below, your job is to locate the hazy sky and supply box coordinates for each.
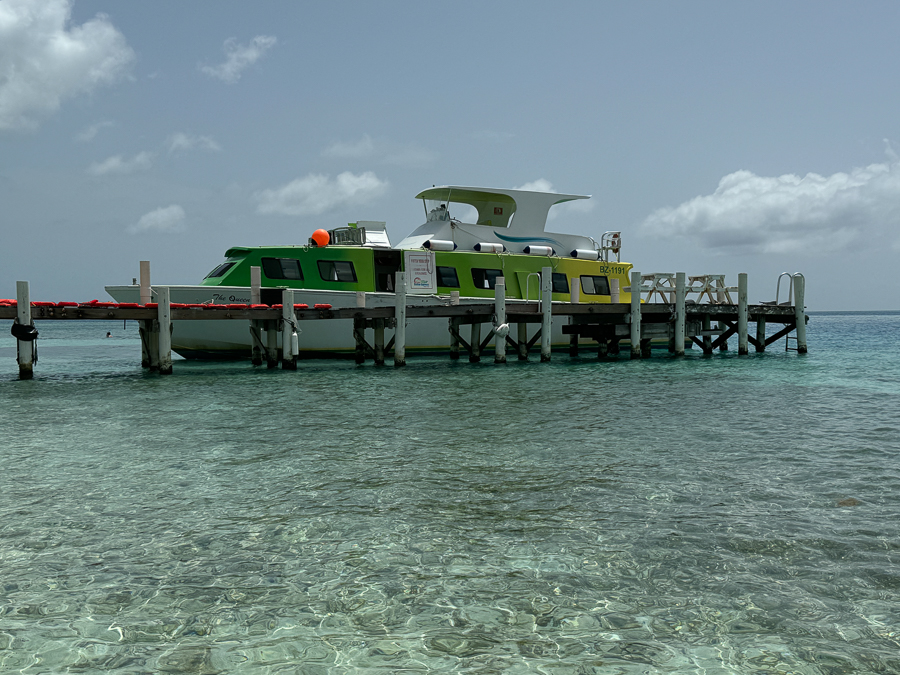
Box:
[2,0,899,309]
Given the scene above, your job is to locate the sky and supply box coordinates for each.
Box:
[2,0,899,310]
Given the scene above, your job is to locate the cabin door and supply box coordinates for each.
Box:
[374,250,401,292]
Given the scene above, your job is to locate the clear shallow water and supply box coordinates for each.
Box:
[1,315,898,674]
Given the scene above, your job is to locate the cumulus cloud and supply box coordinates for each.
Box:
[255,171,389,216]
[166,132,221,153]
[88,151,154,175]
[641,159,900,255]
[128,205,186,234]
[0,0,134,131]
[74,120,114,142]
[200,35,276,84]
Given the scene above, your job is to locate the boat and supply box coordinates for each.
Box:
[105,185,634,358]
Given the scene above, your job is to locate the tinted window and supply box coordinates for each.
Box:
[552,273,569,294]
[471,268,503,290]
[437,266,460,288]
[318,260,357,282]
[580,275,611,295]
[261,257,303,280]
[205,262,236,278]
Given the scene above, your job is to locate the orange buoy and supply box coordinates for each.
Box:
[311,229,330,247]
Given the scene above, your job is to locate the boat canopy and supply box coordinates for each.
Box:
[415,186,589,232]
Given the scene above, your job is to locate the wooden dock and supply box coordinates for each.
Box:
[2,269,808,378]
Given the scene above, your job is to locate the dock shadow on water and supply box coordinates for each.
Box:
[1,315,899,673]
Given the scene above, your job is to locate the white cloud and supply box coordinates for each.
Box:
[200,35,276,84]
[255,171,389,216]
[166,132,221,154]
[88,151,154,176]
[128,205,185,234]
[74,120,114,142]
[0,0,134,131]
[322,135,375,159]
[516,179,556,193]
[641,160,900,255]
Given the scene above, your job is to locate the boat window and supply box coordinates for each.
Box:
[471,268,503,290]
[552,273,569,294]
[261,257,304,280]
[437,266,460,288]
[205,262,236,278]
[318,260,358,283]
[580,275,610,295]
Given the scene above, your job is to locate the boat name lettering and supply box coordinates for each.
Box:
[212,293,251,303]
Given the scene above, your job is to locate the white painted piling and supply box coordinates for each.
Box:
[249,266,262,365]
[630,270,642,359]
[15,281,35,379]
[674,272,686,356]
[394,272,406,367]
[570,280,579,304]
[738,273,749,355]
[610,278,620,304]
[540,266,552,362]
[139,261,151,305]
[494,277,507,364]
[282,289,297,370]
[793,273,807,354]
[156,286,173,375]
[356,291,366,308]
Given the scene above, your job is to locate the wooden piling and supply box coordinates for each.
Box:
[755,316,767,353]
[470,322,482,363]
[265,320,278,368]
[541,266,552,362]
[353,317,366,364]
[374,318,385,365]
[282,289,297,370]
[15,281,34,380]
[674,272,686,356]
[702,314,713,355]
[494,277,507,364]
[394,272,406,367]
[738,273,749,355]
[449,317,460,360]
[793,273,807,354]
[139,261,151,305]
[517,322,528,360]
[250,266,262,365]
[630,270,641,359]
[156,286,173,375]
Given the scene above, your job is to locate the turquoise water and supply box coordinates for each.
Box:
[1,314,899,674]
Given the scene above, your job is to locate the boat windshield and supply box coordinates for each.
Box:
[424,199,478,224]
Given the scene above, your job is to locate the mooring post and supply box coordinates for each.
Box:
[156,286,173,375]
[610,278,620,304]
[630,270,642,359]
[265,321,278,368]
[394,272,406,367]
[250,266,262,365]
[139,261,151,305]
[282,289,297,370]
[374,318,385,365]
[702,314,713,355]
[517,322,528,360]
[353,317,366,365]
[793,273,807,354]
[569,276,580,357]
[738,273,749,355]
[674,272,686,356]
[494,277,507,364]
[15,281,35,379]
[541,266,552,362]
[449,317,460,360]
[139,320,151,368]
[470,322,482,363]
[755,315,766,353]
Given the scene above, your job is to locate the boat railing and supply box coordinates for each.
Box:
[598,231,622,263]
